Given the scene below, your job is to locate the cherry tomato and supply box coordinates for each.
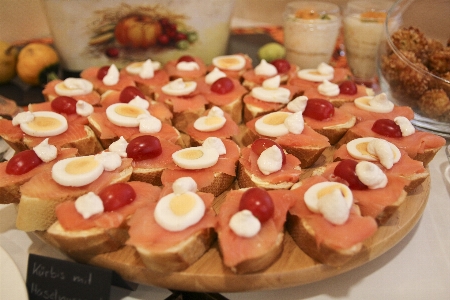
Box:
[271,59,291,74]
[210,77,234,94]
[333,159,368,190]
[371,119,402,138]
[126,135,162,161]
[97,66,110,80]
[239,187,274,223]
[119,86,146,103]
[250,138,286,165]
[51,96,78,115]
[339,80,357,95]
[98,182,136,211]
[177,55,195,63]
[6,150,43,175]
[303,98,335,120]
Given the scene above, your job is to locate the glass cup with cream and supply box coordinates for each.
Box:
[283,1,341,69]
[343,0,393,85]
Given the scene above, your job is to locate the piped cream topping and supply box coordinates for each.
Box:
[394,116,415,137]
[318,80,339,97]
[102,64,120,86]
[254,59,277,76]
[205,67,227,85]
[257,145,283,175]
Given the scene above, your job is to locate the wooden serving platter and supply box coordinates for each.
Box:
[38,146,431,293]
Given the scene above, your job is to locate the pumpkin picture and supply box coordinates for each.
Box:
[114,15,163,49]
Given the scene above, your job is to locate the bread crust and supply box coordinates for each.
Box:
[135,228,216,273]
[237,160,299,190]
[45,221,129,260]
[286,214,362,267]
[228,232,284,274]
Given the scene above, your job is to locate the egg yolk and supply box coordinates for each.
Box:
[263,112,288,126]
[179,149,204,160]
[204,116,224,126]
[317,184,350,199]
[65,157,100,175]
[115,104,145,118]
[169,194,196,216]
[217,57,241,68]
[26,116,62,132]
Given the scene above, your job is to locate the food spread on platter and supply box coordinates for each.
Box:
[0,52,446,289]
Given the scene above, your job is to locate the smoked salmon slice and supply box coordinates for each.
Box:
[288,175,378,252]
[42,79,101,105]
[54,181,161,231]
[0,147,78,204]
[216,188,296,272]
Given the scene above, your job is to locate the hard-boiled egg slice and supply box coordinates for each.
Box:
[255,111,292,137]
[55,78,93,96]
[194,108,226,132]
[212,54,246,71]
[346,137,401,164]
[172,146,219,170]
[304,182,353,214]
[126,60,161,74]
[154,191,205,231]
[52,155,104,187]
[106,103,150,127]
[20,111,68,137]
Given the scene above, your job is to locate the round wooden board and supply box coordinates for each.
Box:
[38,146,431,293]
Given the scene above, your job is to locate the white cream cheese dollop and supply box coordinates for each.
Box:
[318,80,339,97]
[161,78,197,96]
[229,209,261,238]
[108,136,128,157]
[304,182,353,225]
[126,59,161,79]
[251,75,291,104]
[55,78,94,96]
[354,93,394,113]
[255,111,304,137]
[346,137,401,169]
[176,61,200,71]
[128,96,150,110]
[194,106,226,132]
[287,96,308,113]
[138,114,162,134]
[75,192,104,219]
[12,111,68,137]
[257,145,283,175]
[33,138,57,162]
[76,100,94,117]
[355,161,388,189]
[297,62,334,82]
[102,64,120,86]
[172,137,225,170]
[212,54,246,71]
[254,59,278,76]
[394,116,415,137]
[154,176,206,232]
[205,67,227,85]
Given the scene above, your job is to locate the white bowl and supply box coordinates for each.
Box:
[377,0,450,136]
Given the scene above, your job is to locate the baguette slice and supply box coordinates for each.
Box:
[160,139,240,197]
[0,115,103,155]
[333,138,429,193]
[0,147,78,204]
[127,190,217,273]
[45,181,161,259]
[216,188,296,274]
[237,145,302,190]
[287,176,378,267]
[244,114,330,168]
[16,157,133,232]
[337,119,446,166]
[312,163,409,224]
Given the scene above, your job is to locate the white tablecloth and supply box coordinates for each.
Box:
[1,147,449,300]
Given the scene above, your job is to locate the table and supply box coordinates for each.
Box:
[1,145,449,300]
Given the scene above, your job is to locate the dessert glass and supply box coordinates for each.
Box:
[343,0,393,85]
[283,1,341,69]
